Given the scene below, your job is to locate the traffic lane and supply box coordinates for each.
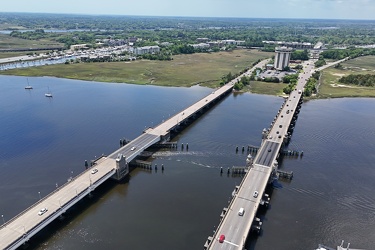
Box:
[210,167,271,249]
[1,168,99,248]
[221,200,254,248]
[109,133,159,159]
[254,141,280,167]
[218,169,270,248]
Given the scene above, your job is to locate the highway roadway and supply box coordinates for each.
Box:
[1,56,335,249]
[109,133,160,161]
[0,72,237,250]
[150,58,271,138]
[150,83,234,137]
[0,157,116,250]
[208,59,316,250]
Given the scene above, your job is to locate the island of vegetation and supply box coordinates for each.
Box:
[0,13,374,98]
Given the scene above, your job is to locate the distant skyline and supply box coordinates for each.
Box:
[1,0,375,20]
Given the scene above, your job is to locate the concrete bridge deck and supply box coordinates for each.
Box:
[206,60,317,250]
[0,64,241,249]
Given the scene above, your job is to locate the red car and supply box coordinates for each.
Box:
[219,234,225,243]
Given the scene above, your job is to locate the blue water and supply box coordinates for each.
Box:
[0,76,374,250]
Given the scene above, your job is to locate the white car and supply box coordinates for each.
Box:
[253,191,259,198]
[91,168,98,174]
[131,146,136,151]
[38,207,48,216]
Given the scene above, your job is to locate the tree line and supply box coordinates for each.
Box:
[339,74,375,87]
[321,48,375,60]
[3,13,375,49]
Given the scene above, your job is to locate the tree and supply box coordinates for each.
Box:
[233,82,244,90]
[295,64,303,70]
[291,49,309,60]
[240,76,250,86]
[314,59,326,68]
[282,66,290,71]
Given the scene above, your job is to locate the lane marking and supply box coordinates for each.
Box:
[224,240,239,247]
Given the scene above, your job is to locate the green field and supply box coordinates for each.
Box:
[318,56,375,98]
[0,34,62,49]
[0,49,273,88]
[246,81,286,96]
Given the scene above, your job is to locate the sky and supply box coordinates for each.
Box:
[1,0,375,20]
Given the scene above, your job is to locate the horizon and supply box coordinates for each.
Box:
[1,0,375,20]
[1,11,375,22]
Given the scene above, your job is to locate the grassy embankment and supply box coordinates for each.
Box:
[0,49,274,89]
[318,56,375,98]
[0,34,63,59]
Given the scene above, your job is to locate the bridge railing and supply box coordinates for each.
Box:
[4,185,92,250]
[152,83,234,132]
[209,167,253,246]
[1,165,111,228]
[3,168,116,250]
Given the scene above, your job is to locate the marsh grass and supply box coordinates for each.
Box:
[0,49,273,88]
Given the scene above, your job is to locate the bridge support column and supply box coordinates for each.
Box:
[112,154,129,181]
[160,132,170,143]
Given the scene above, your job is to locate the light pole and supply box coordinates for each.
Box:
[1,214,4,225]
[38,191,41,200]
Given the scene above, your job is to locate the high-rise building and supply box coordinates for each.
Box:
[274,47,293,70]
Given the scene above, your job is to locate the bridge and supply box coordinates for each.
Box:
[204,57,349,249]
[0,58,272,250]
[205,60,317,250]
[0,83,232,250]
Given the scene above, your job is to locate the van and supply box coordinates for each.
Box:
[238,207,245,216]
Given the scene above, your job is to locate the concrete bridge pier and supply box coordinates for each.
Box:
[160,132,170,143]
[112,154,129,181]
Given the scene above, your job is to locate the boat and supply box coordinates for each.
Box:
[316,240,365,250]
[24,78,33,89]
[45,87,53,97]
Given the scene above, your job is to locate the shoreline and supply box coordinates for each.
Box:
[1,69,374,99]
[1,51,374,99]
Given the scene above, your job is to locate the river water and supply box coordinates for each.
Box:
[0,76,374,250]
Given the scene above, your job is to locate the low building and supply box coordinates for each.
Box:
[70,44,87,51]
[221,39,236,45]
[263,40,312,49]
[208,41,220,48]
[266,64,274,70]
[159,42,173,47]
[134,46,160,55]
[197,38,209,43]
[190,43,210,49]
[128,37,138,43]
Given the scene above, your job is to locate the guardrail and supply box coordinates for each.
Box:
[151,83,234,132]
[208,167,253,248]
[1,167,94,228]
[4,168,116,250]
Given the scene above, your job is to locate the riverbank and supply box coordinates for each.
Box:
[0,49,273,88]
[1,50,374,98]
[311,56,375,99]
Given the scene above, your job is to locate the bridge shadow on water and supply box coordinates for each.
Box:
[17,176,131,250]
